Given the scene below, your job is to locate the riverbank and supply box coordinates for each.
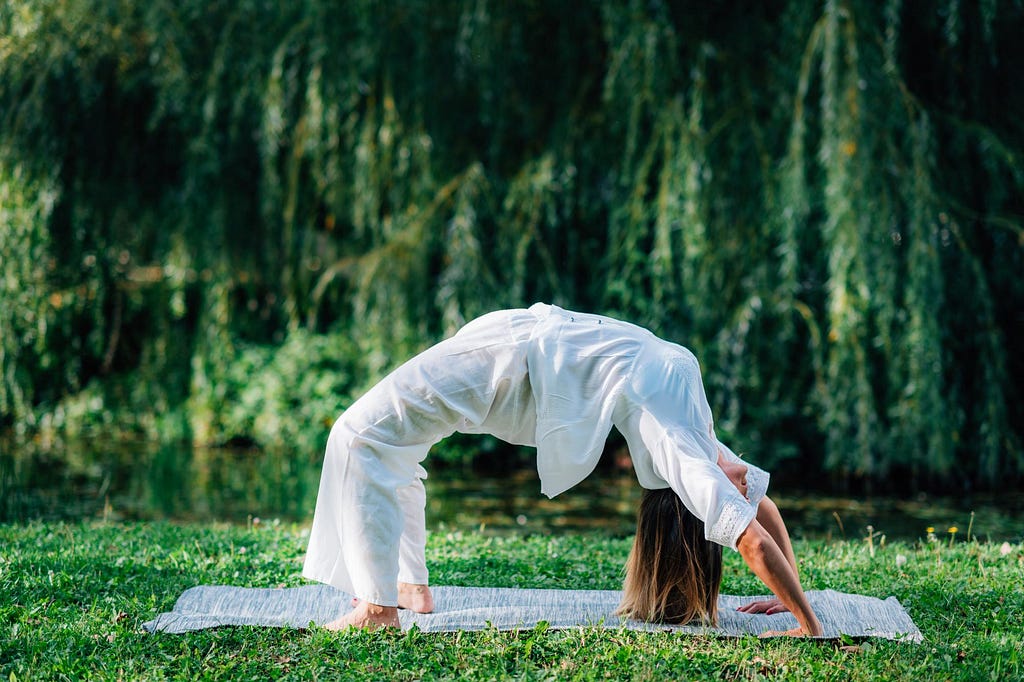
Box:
[1,521,1020,680]
[7,436,1023,542]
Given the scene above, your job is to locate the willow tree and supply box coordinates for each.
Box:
[1,0,1021,489]
[770,0,1022,486]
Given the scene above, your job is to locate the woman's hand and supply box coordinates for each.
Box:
[758,627,815,638]
[735,521,824,636]
[737,597,790,615]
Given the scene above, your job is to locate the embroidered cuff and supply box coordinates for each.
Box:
[707,497,758,550]
[745,464,770,507]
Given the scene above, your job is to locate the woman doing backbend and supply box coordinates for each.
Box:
[302,303,823,636]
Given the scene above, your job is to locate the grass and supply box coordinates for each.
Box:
[1,521,1022,681]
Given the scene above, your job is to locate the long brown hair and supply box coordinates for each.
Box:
[615,488,723,625]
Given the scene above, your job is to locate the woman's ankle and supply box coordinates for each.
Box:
[397,582,434,613]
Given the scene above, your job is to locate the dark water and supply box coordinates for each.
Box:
[2,437,1022,542]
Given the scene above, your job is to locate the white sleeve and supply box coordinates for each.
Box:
[638,411,757,551]
[717,440,770,507]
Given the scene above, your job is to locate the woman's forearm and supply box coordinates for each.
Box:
[736,520,823,636]
[756,496,799,577]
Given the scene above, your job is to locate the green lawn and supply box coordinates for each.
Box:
[1,521,1021,680]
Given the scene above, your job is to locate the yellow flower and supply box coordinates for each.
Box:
[948,526,958,534]
[926,527,934,534]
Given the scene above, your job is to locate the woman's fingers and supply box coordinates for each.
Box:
[741,599,803,636]
[758,627,808,638]
[737,598,788,614]
[736,601,765,613]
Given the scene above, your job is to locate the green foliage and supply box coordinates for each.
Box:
[1,521,1022,680]
[0,0,1022,487]
[0,165,56,431]
[200,329,363,453]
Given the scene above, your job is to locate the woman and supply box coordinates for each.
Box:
[303,303,823,636]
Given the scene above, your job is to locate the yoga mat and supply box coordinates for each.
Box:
[142,585,922,641]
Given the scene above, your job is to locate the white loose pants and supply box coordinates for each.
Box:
[303,418,431,605]
[302,308,540,606]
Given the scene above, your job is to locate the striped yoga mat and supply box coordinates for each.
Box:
[143,585,922,641]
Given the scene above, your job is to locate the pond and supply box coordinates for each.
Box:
[2,436,1021,543]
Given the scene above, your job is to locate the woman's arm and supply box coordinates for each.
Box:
[735,519,823,637]
[756,496,797,572]
[736,496,804,615]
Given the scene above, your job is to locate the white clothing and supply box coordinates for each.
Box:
[303,303,768,606]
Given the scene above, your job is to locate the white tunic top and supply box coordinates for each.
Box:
[336,302,767,550]
[523,303,767,549]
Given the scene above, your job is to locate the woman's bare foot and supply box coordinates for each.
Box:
[324,601,400,631]
[398,582,434,613]
[349,584,434,614]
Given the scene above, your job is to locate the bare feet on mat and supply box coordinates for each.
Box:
[398,582,434,613]
[349,583,434,614]
[324,602,400,631]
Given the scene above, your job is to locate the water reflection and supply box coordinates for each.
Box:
[0,438,323,524]
[2,437,1021,542]
[425,466,643,536]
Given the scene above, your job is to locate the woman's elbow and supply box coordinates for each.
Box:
[758,495,778,516]
[735,520,771,560]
